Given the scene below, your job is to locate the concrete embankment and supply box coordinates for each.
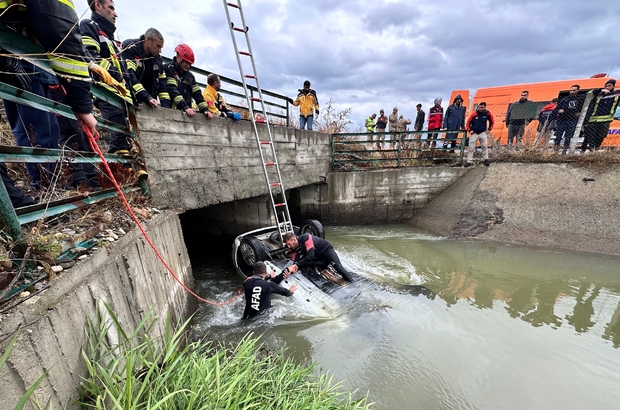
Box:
[411,163,620,255]
[0,212,195,409]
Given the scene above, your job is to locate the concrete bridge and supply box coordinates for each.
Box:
[135,107,467,236]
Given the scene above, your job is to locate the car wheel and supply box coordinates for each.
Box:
[300,219,325,239]
[239,235,268,266]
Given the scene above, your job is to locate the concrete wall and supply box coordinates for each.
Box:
[135,108,331,211]
[411,163,620,255]
[178,167,469,236]
[298,167,469,226]
[0,212,195,409]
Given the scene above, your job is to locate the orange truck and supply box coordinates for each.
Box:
[448,75,620,146]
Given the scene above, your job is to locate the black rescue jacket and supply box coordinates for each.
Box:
[161,59,208,113]
[242,276,293,320]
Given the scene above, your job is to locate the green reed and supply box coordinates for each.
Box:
[78,305,372,410]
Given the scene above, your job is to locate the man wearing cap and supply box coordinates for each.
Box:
[375,109,388,149]
[289,80,319,130]
[242,261,297,320]
[388,107,399,145]
[582,79,620,151]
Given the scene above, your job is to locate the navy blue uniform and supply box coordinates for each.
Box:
[242,276,293,320]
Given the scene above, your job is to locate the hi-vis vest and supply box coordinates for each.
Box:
[0,0,91,82]
[589,91,620,123]
[365,117,376,132]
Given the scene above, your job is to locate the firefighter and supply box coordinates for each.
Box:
[0,0,97,134]
[0,0,101,190]
[80,0,134,154]
[582,79,620,151]
[121,28,169,108]
[162,44,212,119]
[202,73,242,120]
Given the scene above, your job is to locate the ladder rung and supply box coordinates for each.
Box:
[245,74,256,79]
[226,2,239,8]
[260,141,271,145]
[265,162,275,166]
[250,97,261,102]
[233,27,247,32]
[270,183,281,187]
[239,51,251,56]
[275,203,286,207]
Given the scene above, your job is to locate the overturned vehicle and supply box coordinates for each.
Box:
[232,219,354,295]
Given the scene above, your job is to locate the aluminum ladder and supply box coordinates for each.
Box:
[222,0,294,240]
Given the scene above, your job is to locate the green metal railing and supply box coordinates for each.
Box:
[331,130,469,170]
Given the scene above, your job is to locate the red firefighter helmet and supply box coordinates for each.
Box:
[175,44,195,65]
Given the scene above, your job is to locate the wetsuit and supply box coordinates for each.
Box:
[290,234,354,282]
[242,275,293,320]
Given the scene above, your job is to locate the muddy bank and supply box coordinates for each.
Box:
[411,163,620,255]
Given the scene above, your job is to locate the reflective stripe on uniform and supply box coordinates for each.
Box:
[82,36,100,53]
[173,95,184,104]
[97,82,133,104]
[167,78,178,86]
[133,83,145,93]
[57,0,76,12]
[192,85,201,94]
[48,54,89,78]
[159,92,170,100]
[198,101,208,110]
[126,60,138,71]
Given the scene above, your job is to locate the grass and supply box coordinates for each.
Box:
[79,305,373,410]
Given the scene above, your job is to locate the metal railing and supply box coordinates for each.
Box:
[331,130,469,170]
[161,57,291,126]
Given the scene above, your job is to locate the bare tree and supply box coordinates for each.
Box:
[314,98,354,134]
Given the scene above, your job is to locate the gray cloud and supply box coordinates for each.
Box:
[75,0,620,129]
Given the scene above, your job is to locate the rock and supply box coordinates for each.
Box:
[51,265,63,273]
[34,282,44,291]
[19,291,30,298]
[37,266,44,270]
[118,228,126,235]
[108,233,119,240]
[78,255,88,260]
[57,260,75,269]
[70,247,88,255]
[106,237,115,242]
[102,211,113,223]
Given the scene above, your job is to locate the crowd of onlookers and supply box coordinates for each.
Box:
[360,79,620,166]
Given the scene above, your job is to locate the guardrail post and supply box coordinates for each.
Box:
[459,130,467,164]
[286,100,290,127]
[397,133,402,168]
[0,180,26,250]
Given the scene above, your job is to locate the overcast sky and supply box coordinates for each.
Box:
[76,0,620,130]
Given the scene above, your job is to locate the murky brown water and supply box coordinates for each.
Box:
[191,225,620,410]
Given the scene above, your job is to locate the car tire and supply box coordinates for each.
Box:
[239,235,268,267]
[299,219,325,239]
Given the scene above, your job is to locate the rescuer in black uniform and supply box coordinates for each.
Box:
[242,262,297,320]
[283,232,354,282]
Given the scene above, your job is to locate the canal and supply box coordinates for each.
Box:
[189,224,620,410]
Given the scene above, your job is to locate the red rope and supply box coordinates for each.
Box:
[84,127,241,306]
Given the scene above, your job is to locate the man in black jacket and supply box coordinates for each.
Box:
[161,44,212,119]
[553,85,585,151]
[121,28,169,108]
[582,79,620,151]
[283,232,354,282]
[242,262,297,320]
[505,90,535,147]
[464,102,494,167]
[80,0,133,153]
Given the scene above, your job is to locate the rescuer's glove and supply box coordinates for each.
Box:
[88,62,128,96]
[227,112,242,121]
